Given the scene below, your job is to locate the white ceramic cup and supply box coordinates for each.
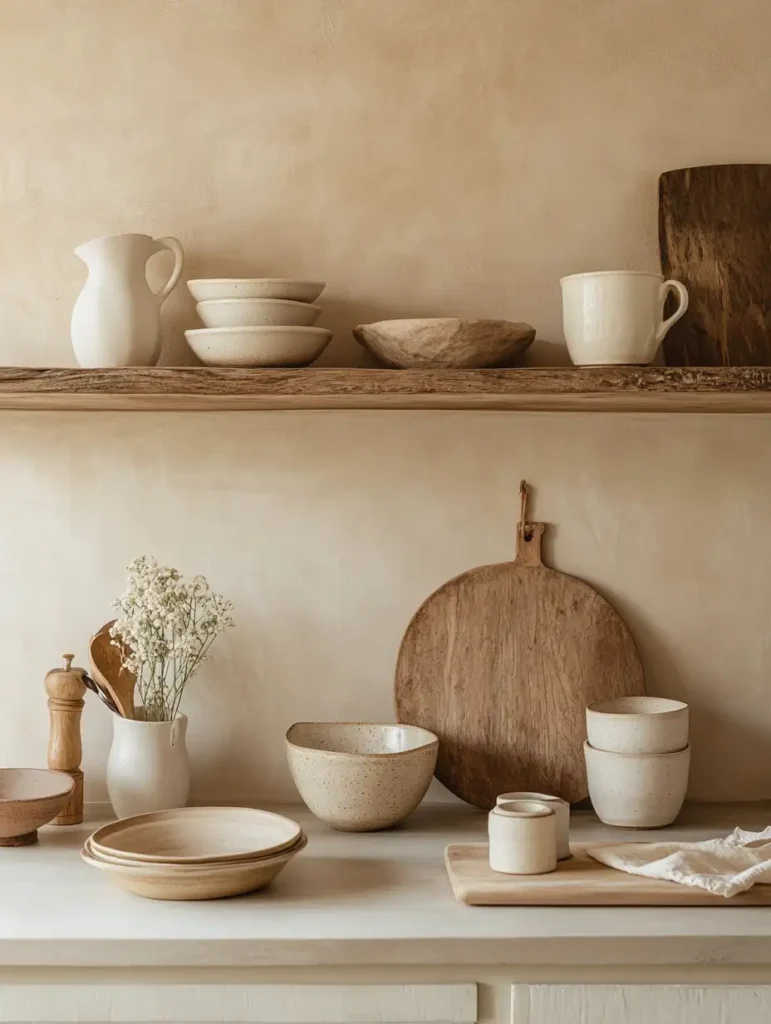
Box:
[488,799,557,875]
[586,696,689,755]
[560,271,689,366]
[497,792,570,860]
[584,741,691,828]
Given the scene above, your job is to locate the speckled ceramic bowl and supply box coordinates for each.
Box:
[586,696,689,754]
[0,768,75,846]
[584,740,690,828]
[285,723,438,832]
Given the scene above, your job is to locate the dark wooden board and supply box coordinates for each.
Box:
[659,164,771,366]
[394,485,645,808]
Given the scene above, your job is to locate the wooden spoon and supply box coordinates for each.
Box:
[89,620,136,719]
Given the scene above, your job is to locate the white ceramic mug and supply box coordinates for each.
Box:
[488,799,557,875]
[497,791,570,860]
[560,271,688,366]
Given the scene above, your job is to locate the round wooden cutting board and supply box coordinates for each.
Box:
[394,483,644,808]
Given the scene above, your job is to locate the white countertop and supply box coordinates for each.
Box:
[2,802,771,968]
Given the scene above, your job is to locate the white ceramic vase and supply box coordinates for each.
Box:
[106,712,190,820]
[71,233,184,367]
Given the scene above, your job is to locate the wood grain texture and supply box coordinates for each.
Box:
[353,318,534,368]
[520,985,771,1024]
[89,621,135,719]
[394,486,644,807]
[445,843,771,906]
[0,984,478,1023]
[44,655,87,826]
[0,367,769,411]
[660,165,771,366]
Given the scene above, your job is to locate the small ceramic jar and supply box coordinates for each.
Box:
[497,791,571,860]
[488,799,557,875]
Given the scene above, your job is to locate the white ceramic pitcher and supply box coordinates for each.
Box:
[106,711,190,819]
[71,233,184,367]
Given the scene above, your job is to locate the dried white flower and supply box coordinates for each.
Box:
[110,556,235,722]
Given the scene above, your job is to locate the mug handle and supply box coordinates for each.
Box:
[657,279,689,343]
[151,236,184,304]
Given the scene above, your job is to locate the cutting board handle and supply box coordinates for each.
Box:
[517,480,544,566]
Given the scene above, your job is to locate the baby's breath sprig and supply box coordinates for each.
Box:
[110,556,235,722]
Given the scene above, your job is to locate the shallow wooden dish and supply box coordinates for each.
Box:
[90,806,302,864]
[0,768,75,846]
[84,832,305,869]
[353,318,535,369]
[82,833,307,900]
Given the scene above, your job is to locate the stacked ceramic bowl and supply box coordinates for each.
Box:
[584,697,690,829]
[82,806,306,900]
[185,279,331,367]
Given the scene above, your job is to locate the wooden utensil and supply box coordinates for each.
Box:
[394,481,644,808]
[89,620,136,719]
[445,843,771,906]
[90,806,303,864]
[82,670,120,715]
[659,164,771,366]
[44,654,87,825]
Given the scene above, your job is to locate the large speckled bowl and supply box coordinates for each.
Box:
[285,723,438,832]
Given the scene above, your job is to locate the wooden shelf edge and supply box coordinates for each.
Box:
[0,366,770,412]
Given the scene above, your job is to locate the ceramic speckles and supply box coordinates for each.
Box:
[488,800,557,875]
[285,722,438,832]
[586,696,689,755]
[584,741,691,828]
[497,792,571,860]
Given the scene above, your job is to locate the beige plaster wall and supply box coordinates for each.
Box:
[0,0,769,802]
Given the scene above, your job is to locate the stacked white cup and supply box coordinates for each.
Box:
[584,696,690,829]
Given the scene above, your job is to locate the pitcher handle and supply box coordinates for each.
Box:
[151,236,184,304]
[656,279,689,343]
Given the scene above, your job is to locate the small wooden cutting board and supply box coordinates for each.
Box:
[395,482,644,808]
[445,843,771,906]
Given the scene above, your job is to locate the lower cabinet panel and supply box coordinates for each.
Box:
[0,984,477,1024]
[512,984,771,1024]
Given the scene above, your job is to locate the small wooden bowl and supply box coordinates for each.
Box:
[353,318,535,368]
[0,769,75,846]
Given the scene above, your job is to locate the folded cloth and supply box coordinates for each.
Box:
[587,827,771,898]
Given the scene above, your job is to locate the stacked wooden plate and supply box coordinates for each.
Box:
[82,807,306,900]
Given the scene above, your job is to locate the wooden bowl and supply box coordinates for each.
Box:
[90,806,302,864]
[353,318,535,369]
[81,832,308,900]
[0,769,75,846]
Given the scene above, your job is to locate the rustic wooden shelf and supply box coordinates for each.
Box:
[0,366,770,412]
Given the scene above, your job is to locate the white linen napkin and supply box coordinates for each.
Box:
[586,827,771,897]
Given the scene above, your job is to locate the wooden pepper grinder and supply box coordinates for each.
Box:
[44,654,87,825]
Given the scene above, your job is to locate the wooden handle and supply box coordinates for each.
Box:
[45,655,87,825]
[516,480,544,566]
